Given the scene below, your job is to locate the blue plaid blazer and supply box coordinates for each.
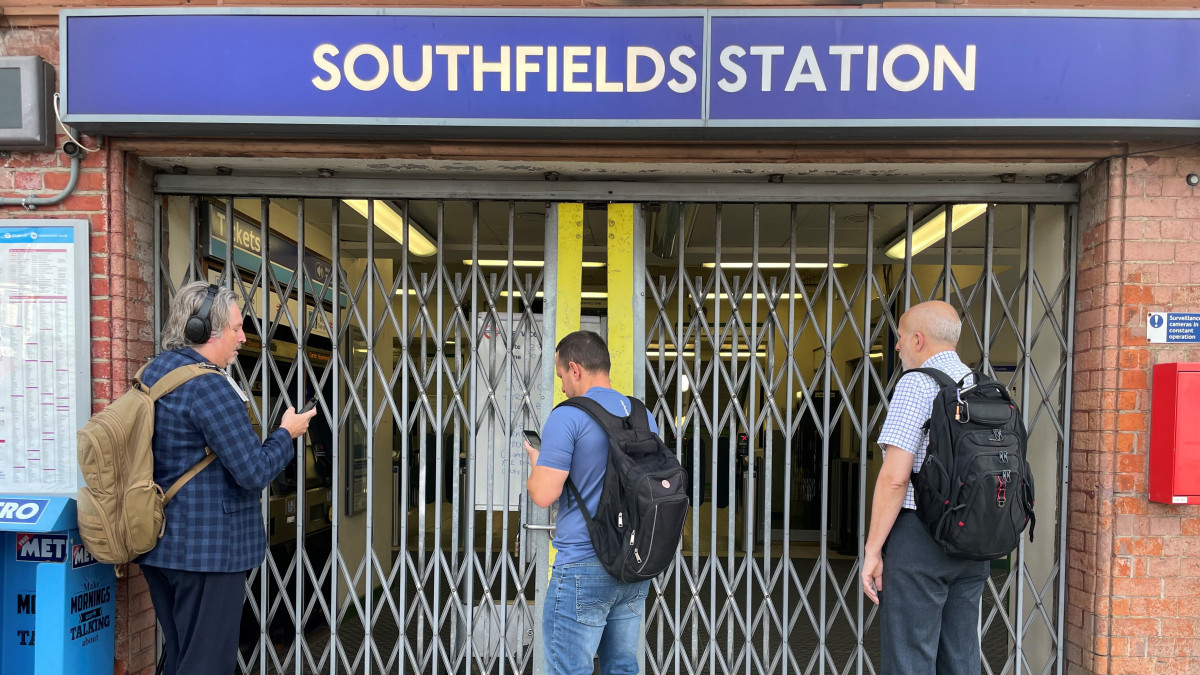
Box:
[134,348,294,572]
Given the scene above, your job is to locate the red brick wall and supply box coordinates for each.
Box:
[1071,149,1200,675]
[2,137,160,674]
[3,27,159,674]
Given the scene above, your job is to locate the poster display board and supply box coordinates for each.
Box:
[473,314,604,510]
[0,221,90,496]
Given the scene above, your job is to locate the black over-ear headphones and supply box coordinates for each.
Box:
[184,284,220,344]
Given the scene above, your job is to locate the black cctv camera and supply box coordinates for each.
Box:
[62,141,81,159]
[1187,173,1200,188]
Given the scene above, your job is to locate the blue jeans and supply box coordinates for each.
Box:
[543,556,651,675]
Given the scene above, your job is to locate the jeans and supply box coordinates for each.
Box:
[880,511,991,675]
[543,556,651,675]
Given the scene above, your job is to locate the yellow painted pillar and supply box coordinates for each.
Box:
[554,203,584,402]
[607,204,635,394]
[546,202,584,574]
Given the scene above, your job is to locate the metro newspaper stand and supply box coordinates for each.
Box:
[0,496,115,674]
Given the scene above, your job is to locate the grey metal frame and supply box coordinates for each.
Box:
[151,180,1076,675]
[152,176,1076,204]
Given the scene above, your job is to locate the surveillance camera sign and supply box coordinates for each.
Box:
[1147,312,1200,343]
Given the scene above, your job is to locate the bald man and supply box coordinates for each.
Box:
[862,301,990,674]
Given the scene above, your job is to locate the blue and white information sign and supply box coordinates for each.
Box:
[1147,312,1200,344]
[60,9,1200,137]
[0,499,48,526]
[0,220,91,496]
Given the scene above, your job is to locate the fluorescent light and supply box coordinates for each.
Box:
[703,292,805,301]
[465,259,605,268]
[500,290,608,299]
[467,259,545,268]
[649,350,766,360]
[869,352,884,360]
[345,200,437,257]
[885,204,987,260]
[702,262,847,269]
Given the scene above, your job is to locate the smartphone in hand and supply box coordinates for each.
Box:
[522,429,542,450]
[298,397,318,414]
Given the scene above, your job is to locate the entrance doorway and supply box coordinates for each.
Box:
[153,187,1075,675]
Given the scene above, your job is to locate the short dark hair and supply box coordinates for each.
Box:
[555,330,610,374]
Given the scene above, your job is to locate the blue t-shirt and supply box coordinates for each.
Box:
[537,387,659,565]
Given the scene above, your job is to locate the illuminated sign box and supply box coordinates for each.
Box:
[60,10,1200,139]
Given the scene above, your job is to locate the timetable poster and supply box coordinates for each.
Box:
[0,223,83,494]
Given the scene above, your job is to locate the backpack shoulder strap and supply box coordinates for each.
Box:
[147,363,223,401]
[624,397,653,431]
[905,367,957,389]
[145,363,223,505]
[162,449,216,506]
[556,396,628,436]
[557,395,639,527]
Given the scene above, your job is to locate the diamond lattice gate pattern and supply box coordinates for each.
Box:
[152,193,1074,675]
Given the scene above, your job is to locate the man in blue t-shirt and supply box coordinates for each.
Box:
[524,330,657,675]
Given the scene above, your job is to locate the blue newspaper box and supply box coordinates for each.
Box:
[0,496,115,674]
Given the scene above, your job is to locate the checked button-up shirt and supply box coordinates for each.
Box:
[877,350,973,511]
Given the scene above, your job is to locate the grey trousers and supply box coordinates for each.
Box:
[880,511,991,675]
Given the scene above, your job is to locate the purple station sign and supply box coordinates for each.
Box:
[60,9,1200,136]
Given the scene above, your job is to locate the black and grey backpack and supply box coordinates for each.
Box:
[908,368,1036,561]
[560,396,690,582]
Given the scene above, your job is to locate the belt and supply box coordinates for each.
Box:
[900,507,917,514]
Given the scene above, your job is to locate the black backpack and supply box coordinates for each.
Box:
[559,396,690,582]
[908,368,1036,561]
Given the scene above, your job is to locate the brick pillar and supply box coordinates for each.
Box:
[105,148,160,675]
[1070,149,1200,675]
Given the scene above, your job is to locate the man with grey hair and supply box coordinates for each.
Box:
[862,300,989,674]
[137,281,317,675]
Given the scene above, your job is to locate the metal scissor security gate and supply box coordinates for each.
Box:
[152,185,1075,675]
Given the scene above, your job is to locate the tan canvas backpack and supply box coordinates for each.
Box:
[76,362,222,565]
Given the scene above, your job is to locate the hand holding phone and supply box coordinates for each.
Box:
[281,398,318,439]
[522,429,541,450]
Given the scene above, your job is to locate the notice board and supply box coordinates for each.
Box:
[0,220,91,495]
